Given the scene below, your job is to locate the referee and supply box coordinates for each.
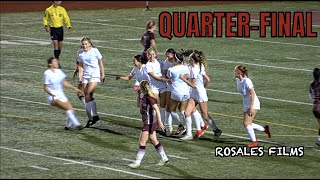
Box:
[43,1,71,67]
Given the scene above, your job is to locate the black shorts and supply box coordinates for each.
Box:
[313,104,320,119]
[50,27,64,41]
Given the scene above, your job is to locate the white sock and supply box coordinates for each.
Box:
[166,111,172,128]
[155,144,168,161]
[65,117,72,127]
[185,116,192,136]
[246,124,257,142]
[90,99,98,116]
[208,119,218,131]
[180,111,185,120]
[252,123,265,131]
[192,111,201,131]
[135,146,146,164]
[66,110,80,126]
[80,96,86,104]
[171,112,181,125]
[160,108,166,124]
[85,101,92,120]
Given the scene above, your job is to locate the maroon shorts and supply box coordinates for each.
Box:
[313,104,320,119]
[141,120,158,133]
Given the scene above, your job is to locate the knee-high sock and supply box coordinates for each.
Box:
[193,110,205,127]
[252,123,265,131]
[65,117,72,128]
[171,112,181,125]
[54,50,61,59]
[85,101,92,120]
[208,119,218,132]
[90,99,98,116]
[160,108,166,124]
[246,124,257,142]
[192,111,202,131]
[154,143,168,161]
[166,111,172,128]
[135,146,146,164]
[79,96,86,105]
[180,111,185,121]
[185,116,192,136]
[66,110,80,126]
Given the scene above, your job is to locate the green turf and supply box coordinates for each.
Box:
[1,1,320,179]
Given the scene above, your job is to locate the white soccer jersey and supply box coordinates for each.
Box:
[189,64,208,102]
[145,59,166,89]
[43,69,68,103]
[236,77,260,112]
[77,47,102,79]
[167,64,190,98]
[129,64,146,84]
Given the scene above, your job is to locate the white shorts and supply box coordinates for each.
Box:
[165,83,172,92]
[151,87,167,95]
[82,77,101,84]
[243,100,260,112]
[171,92,190,102]
[190,91,208,103]
[47,92,68,105]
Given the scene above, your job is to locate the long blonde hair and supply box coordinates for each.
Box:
[140,80,156,99]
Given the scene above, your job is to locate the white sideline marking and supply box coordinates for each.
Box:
[206,89,312,106]
[63,160,92,164]
[167,155,188,160]
[30,165,49,171]
[285,57,300,60]
[123,38,140,41]
[24,71,40,74]
[253,58,268,62]
[72,20,145,30]
[1,34,316,73]
[15,40,51,45]
[1,146,159,179]
[207,58,312,72]
[0,96,292,145]
[97,19,110,22]
[121,158,135,162]
[124,18,136,21]
[0,40,26,45]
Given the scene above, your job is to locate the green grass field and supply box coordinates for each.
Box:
[1,1,320,179]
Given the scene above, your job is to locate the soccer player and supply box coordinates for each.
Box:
[128,80,169,168]
[166,53,190,139]
[77,36,105,128]
[140,19,156,64]
[43,1,71,67]
[43,57,83,130]
[116,54,146,107]
[309,68,320,146]
[234,65,271,147]
[179,49,222,141]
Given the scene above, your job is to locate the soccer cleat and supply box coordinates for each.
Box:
[247,141,258,147]
[128,161,140,169]
[315,138,320,146]
[64,127,70,130]
[201,124,209,131]
[92,116,100,125]
[264,125,271,138]
[157,159,169,166]
[74,125,84,130]
[175,125,186,136]
[85,120,93,128]
[166,127,173,136]
[180,134,193,141]
[212,129,222,142]
[194,130,204,138]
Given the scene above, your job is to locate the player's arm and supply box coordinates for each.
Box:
[98,58,105,83]
[248,88,255,117]
[43,9,50,32]
[152,103,165,130]
[203,73,210,87]
[148,71,170,82]
[78,62,84,82]
[179,74,195,88]
[63,8,71,29]
[43,84,54,97]
[63,80,83,94]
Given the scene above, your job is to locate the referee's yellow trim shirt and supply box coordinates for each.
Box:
[43,5,71,28]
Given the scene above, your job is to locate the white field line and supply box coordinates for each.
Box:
[121,158,135,162]
[206,89,312,106]
[285,57,300,60]
[207,58,312,72]
[72,20,320,48]
[124,18,136,21]
[24,71,40,74]
[0,96,297,146]
[1,146,159,179]
[167,155,189,160]
[63,160,93,165]
[30,165,50,170]
[1,34,315,74]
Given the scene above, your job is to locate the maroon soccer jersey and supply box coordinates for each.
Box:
[140,94,157,125]
[141,31,155,52]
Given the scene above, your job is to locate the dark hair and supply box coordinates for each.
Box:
[47,57,56,68]
[146,19,156,30]
[165,48,176,54]
[311,68,320,88]
[133,54,142,62]
[235,65,249,77]
[80,36,94,48]
[181,49,207,71]
[173,53,184,64]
